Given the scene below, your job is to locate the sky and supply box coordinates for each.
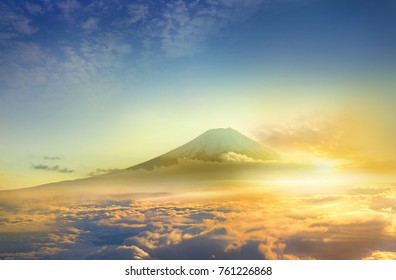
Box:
[1,0,396,189]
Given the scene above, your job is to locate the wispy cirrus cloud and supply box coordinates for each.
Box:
[82,17,99,32]
[1,0,268,97]
[126,3,150,25]
[25,2,45,15]
[56,0,82,24]
[0,2,38,36]
[156,0,265,57]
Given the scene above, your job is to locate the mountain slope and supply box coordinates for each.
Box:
[0,128,290,201]
[129,128,281,171]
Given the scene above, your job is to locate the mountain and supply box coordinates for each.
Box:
[130,128,281,171]
[0,128,290,202]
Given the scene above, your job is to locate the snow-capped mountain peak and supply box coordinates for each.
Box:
[130,128,281,170]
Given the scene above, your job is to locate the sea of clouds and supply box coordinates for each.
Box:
[1,183,396,260]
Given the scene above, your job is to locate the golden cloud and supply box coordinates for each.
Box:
[256,109,396,174]
[363,251,396,260]
[1,183,396,259]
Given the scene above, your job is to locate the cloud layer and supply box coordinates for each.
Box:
[1,182,395,260]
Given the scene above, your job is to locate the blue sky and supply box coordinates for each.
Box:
[1,0,396,189]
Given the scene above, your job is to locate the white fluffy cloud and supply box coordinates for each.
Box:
[221,152,263,163]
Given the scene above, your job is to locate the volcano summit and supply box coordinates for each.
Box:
[130,128,281,171]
